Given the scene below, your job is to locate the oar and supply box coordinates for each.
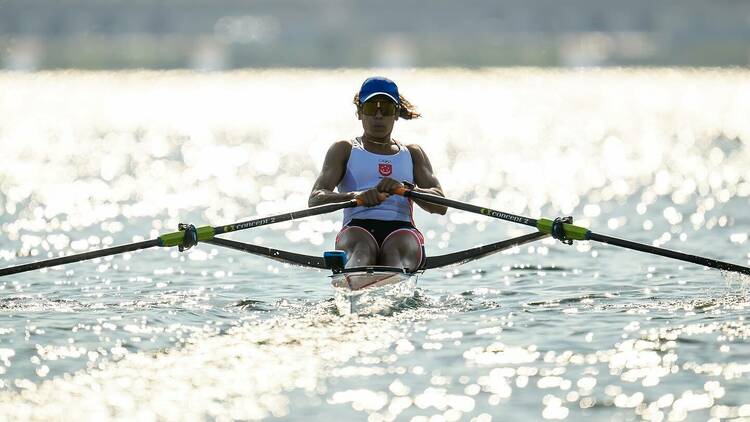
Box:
[0,199,360,277]
[394,188,750,276]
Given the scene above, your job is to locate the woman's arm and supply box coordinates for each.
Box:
[308,141,354,207]
[308,141,385,207]
[405,144,448,215]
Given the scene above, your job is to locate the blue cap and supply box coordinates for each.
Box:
[358,76,400,105]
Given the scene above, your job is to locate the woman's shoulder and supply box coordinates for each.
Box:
[400,142,425,156]
[328,139,354,151]
[331,139,353,148]
[325,140,353,160]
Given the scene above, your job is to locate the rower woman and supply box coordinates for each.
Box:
[309,76,447,271]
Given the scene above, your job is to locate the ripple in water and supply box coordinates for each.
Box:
[0,68,749,421]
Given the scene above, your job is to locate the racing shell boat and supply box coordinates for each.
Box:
[2,191,749,316]
[330,266,418,315]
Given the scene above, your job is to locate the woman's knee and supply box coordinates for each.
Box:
[381,230,421,252]
[380,230,422,262]
[336,227,378,254]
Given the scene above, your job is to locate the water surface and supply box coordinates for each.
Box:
[0,69,749,421]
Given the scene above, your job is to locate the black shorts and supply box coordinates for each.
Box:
[336,219,427,269]
[343,219,422,246]
[336,219,427,268]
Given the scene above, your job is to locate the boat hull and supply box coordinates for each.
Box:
[331,266,418,315]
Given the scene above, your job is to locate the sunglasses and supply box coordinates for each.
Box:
[361,101,399,116]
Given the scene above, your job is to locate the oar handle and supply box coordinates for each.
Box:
[393,187,409,196]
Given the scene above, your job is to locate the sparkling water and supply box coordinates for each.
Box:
[0,69,749,421]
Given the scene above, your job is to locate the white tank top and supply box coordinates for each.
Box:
[337,138,415,225]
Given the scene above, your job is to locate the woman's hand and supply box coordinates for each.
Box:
[376,177,404,194]
[354,188,389,207]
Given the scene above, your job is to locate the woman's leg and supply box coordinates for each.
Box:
[378,229,425,271]
[335,226,379,267]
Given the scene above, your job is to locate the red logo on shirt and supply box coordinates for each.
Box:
[378,162,392,176]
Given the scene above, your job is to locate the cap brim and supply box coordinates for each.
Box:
[361,92,399,104]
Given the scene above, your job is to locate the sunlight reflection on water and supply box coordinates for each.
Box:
[0,69,749,421]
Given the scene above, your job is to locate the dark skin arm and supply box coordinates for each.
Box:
[375,144,448,215]
[308,141,386,207]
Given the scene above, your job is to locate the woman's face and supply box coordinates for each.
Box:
[359,95,398,139]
